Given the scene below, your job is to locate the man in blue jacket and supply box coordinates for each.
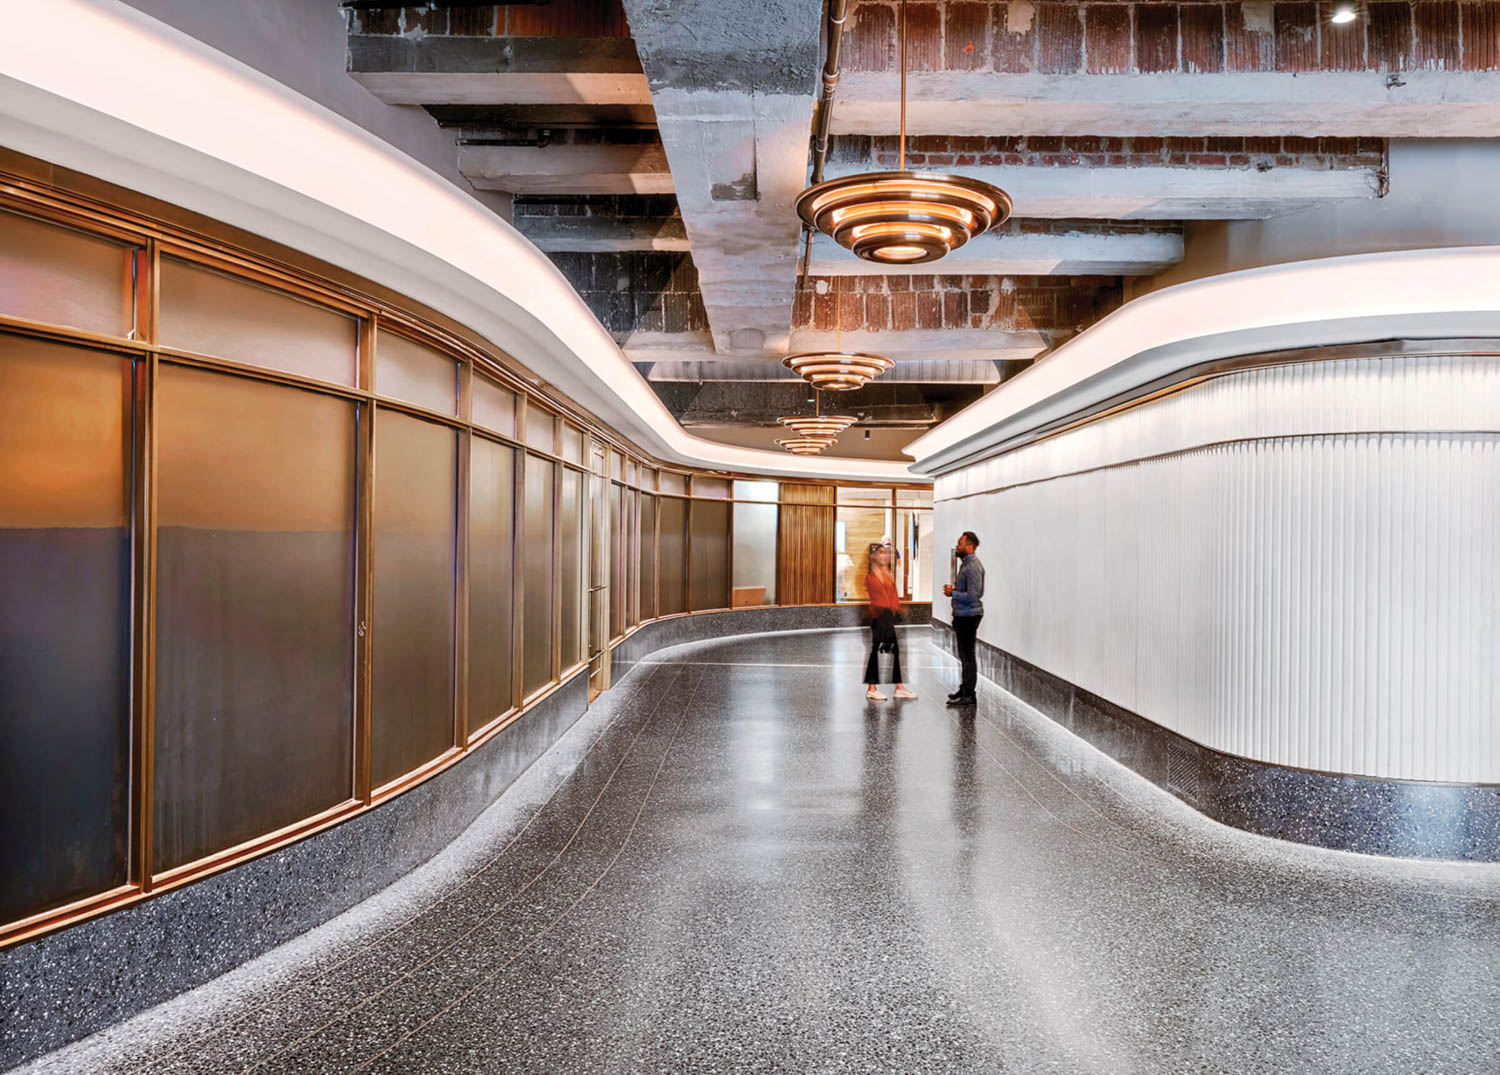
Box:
[942,531,984,707]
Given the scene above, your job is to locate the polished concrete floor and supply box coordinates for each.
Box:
[19,628,1500,1074]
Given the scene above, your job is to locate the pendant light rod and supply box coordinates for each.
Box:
[899,0,907,172]
[809,0,852,186]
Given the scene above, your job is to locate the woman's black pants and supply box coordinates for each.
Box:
[864,610,903,685]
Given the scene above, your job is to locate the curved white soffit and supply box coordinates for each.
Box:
[0,0,920,484]
[906,246,1500,475]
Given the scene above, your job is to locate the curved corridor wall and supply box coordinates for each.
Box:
[927,340,1500,857]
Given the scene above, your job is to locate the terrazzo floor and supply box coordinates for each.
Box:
[16,628,1500,1074]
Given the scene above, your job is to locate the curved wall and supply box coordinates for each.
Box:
[925,340,1500,858]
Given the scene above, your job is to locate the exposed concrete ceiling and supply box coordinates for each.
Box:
[342,0,1487,465]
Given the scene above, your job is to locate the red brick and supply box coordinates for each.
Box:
[837,292,862,328]
[1136,4,1182,71]
[865,293,890,330]
[1462,0,1500,69]
[449,6,498,35]
[1226,1,1275,70]
[506,0,629,35]
[1085,5,1134,73]
[916,291,943,329]
[357,9,400,35]
[943,290,970,324]
[1275,3,1320,71]
[887,276,911,293]
[993,0,1037,72]
[1245,135,1282,154]
[1206,136,1245,152]
[1189,152,1229,165]
[1181,3,1227,71]
[813,292,835,330]
[848,3,897,71]
[903,3,942,71]
[889,291,917,330]
[1132,136,1167,154]
[909,274,936,291]
[1283,135,1320,152]
[1036,2,1084,73]
[1319,1,1367,68]
[1413,1,1461,67]
[945,2,991,70]
[1366,1,1413,70]
[1027,135,1064,152]
[939,274,966,288]
[794,291,812,326]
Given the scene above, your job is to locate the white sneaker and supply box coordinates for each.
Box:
[865,688,888,701]
[894,687,917,700]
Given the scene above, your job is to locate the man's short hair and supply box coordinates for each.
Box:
[961,530,981,549]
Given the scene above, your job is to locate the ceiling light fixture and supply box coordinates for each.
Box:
[1330,2,1357,23]
[777,414,858,439]
[782,351,895,391]
[776,435,838,455]
[794,0,1011,264]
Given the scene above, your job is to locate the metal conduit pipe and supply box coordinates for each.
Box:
[810,0,851,185]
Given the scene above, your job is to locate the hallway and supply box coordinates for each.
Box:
[24,629,1500,1075]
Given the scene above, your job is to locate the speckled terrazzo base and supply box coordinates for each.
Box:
[930,619,1500,862]
[10,628,1500,1075]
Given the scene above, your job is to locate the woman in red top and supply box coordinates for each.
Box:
[864,543,916,701]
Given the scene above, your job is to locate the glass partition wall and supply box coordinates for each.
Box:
[0,186,933,946]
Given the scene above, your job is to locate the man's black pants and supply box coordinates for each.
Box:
[953,614,983,696]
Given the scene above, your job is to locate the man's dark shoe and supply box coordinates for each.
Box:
[946,694,977,707]
[947,690,962,701]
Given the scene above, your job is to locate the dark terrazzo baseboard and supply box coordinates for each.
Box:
[930,619,1500,863]
[611,602,932,681]
[1,604,928,1070]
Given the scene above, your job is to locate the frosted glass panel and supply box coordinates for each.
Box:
[658,496,687,615]
[523,454,555,695]
[733,480,779,502]
[560,467,582,670]
[639,493,657,621]
[0,208,134,337]
[473,377,515,437]
[154,367,355,870]
[690,500,730,611]
[159,258,356,385]
[733,501,777,606]
[469,437,515,728]
[0,335,130,922]
[693,477,730,498]
[838,486,893,506]
[836,507,895,602]
[526,405,556,453]
[659,471,686,495]
[377,332,457,415]
[897,488,934,508]
[561,425,583,465]
[372,411,457,786]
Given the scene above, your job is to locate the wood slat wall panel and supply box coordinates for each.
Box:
[778,484,835,605]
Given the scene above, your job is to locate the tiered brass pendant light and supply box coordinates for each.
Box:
[777,414,857,438]
[782,350,894,391]
[775,435,839,455]
[795,0,1011,265]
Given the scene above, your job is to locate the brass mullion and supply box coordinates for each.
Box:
[551,427,562,683]
[455,418,471,747]
[354,316,377,804]
[511,431,526,713]
[131,238,160,890]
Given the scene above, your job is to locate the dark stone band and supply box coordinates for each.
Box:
[930,620,1500,863]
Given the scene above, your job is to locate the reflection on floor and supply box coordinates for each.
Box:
[19,628,1500,1074]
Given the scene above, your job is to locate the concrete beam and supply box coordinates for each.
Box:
[830,71,1500,138]
[348,34,650,106]
[516,215,691,253]
[806,228,1183,277]
[353,72,652,107]
[458,144,672,195]
[822,158,1379,220]
[623,331,1052,368]
[618,0,822,357]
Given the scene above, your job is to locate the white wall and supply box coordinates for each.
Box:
[934,351,1500,783]
[1138,140,1500,297]
[119,0,511,220]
